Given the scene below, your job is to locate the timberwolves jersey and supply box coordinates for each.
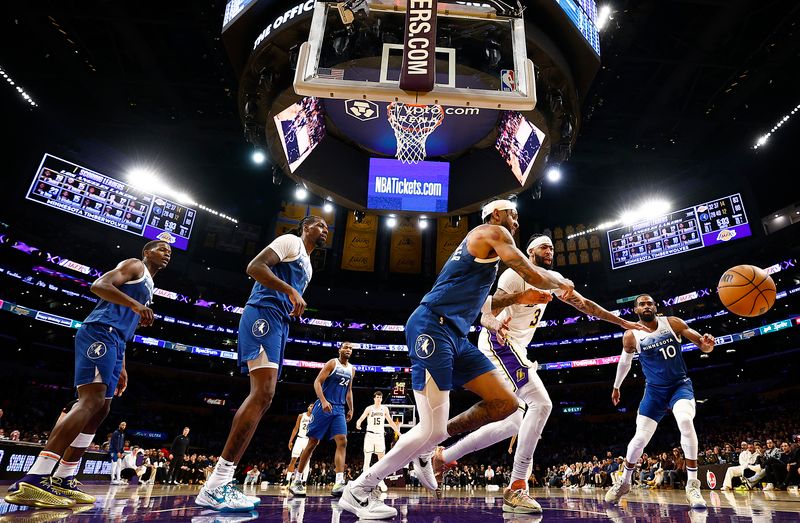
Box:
[83,263,154,341]
[367,406,386,434]
[297,412,311,439]
[246,234,312,317]
[420,236,499,336]
[321,359,353,407]
[633,316,687,387]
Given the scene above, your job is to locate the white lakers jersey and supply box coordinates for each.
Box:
[366,406,387,434]
[297,412,311,439]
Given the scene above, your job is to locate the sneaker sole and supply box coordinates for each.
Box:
[50,488,97,504]
[4,483,76,509]
[502,500,542,514]
[194,495,255,512]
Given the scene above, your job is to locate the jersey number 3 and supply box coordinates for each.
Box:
[658,345,677,360]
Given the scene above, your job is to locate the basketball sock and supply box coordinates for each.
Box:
[353,384,450,490]
[28,451,61,476]
[443,408,521,464]
[687,467,698,481]
[335,472,344,484]
[363,452,373,472]
[301,463,310,482]
[53,460,81,479]
[621,465,635,484]
[285,470,292,483]
[205,457,236,490]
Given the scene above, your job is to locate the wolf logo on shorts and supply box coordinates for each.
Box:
[415,334,435,359]
[252,319,269,337]
[87,341,107,359]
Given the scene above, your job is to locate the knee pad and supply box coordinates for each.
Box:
[672,399,698,459]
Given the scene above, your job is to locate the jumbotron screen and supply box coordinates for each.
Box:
[25,154,196,250]
[607,193,751,270]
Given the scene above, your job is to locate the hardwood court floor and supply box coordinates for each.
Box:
[1,483,799,522]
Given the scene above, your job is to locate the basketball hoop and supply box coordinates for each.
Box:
[387,102,444,164]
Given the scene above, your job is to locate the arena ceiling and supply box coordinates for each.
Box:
[2,0,799,226]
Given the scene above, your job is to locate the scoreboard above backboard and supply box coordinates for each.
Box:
[26,154,195,250]
[607,193,751,270]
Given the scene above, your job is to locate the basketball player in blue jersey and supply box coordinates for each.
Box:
[433,233,647,514]
[196,215,327,512]
[605,294,715,509]
[5,241,171,509]
[289,343,356,498]
[339,200,574,519]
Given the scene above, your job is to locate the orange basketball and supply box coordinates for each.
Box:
[717,265,777,317]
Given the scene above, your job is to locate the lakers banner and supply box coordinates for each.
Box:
[389,217,422,273]
[274,202,336,249]
[341,212,378,272]
[436,217,468,273]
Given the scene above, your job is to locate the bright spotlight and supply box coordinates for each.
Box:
[251,150,266,164]
[323,201,333,213]
[295,185,308,200]
[619,210,641,226]
[642,199,670,216]
[546,167,562,182]
[419,218,428,230]
[386,216,397,228]
[596,5,612,30]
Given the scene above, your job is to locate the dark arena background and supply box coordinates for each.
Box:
[1,0,799,522]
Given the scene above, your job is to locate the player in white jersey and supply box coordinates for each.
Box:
[355,392,400,491]
[283,403,314,488]
[432,234,646,513]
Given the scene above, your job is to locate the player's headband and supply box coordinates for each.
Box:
[527,235,553,253]
[481,199,516,220]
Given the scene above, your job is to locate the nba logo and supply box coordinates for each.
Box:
[706,470,717,489]
[501,70,516,92]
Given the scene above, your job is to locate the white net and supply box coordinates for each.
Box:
[387,102,445,164]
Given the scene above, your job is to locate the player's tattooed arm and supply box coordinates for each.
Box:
[560,290,647,332]
[480,226,574,296]
[668,316,715,353]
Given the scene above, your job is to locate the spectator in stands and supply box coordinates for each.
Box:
[779,437,800,489]
[485,465,495,486]
[167,426,190,485]
[244,465,260,486]
[668,448,686,488]
[721,443,738,464]
[723,441,759,490]
[0,428,5,440]
[10,430,20,441]
[701,447,719,465]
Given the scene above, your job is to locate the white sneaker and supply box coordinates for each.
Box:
[604,481,631,504]
[246,494,261,506]
[338,483,397,520]
[331,481,346,497]
[412,452,438,491]
[763,483,774,491]
[378,480,388,492]
[288,479,306,497]
[195,483,256,512]
[685,479,706,509]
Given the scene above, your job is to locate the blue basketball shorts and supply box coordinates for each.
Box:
[307,401,348,441]
[638,378,695,422]
[237,304,289,375]
[405,305,496,392]
[74,323,126,399]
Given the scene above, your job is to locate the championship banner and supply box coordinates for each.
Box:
[274,202,336,249]
[389,217,422,273]
[341,212,378,272]
[399,0,438,92]
[436,217,468,273]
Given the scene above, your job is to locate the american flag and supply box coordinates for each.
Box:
[317,67,345,80]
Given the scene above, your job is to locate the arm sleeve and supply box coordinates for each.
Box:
[613,350,634,389]
[266,235,301,263]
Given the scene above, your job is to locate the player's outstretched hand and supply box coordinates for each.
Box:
[558,277,575,298]
[288,289,306,317]
[621,319,650,332]
[611,388,621,406]
[517,289,553,305]
[133,303,154,327]
[700,333,715,352]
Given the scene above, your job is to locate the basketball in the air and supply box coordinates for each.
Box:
[717,265,777,317]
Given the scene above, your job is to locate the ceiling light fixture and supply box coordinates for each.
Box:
[753,102,800,149]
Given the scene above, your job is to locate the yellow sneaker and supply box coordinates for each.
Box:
[502,488,542,514]
[4,476,76,508]
[49,476,96,504]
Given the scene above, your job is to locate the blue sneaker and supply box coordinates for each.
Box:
[195,482,255,512]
